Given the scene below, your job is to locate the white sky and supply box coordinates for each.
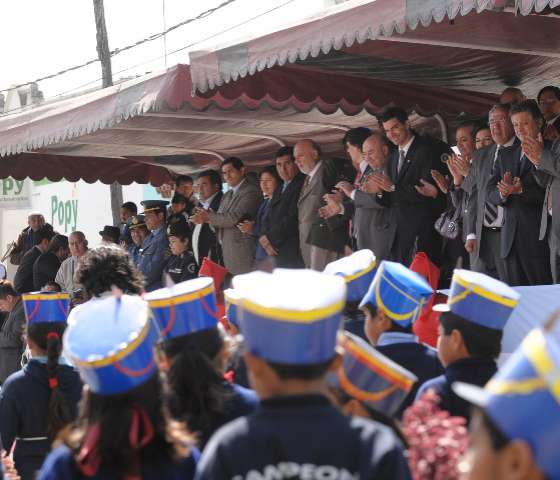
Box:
[1,0,325,101]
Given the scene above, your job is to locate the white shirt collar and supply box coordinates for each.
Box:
[231,178,246,194]
[498,136,516,148]
[399,135,415,156]
[377,331,418,347]
[359,160,368,173]
[200,191,219,209]
[547,114,560,126]
[307,160,322,180]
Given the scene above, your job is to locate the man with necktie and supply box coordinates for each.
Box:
[459,104,516,281]
[486,100,551,285]
[369,107,443,266]
[191,157,261,276]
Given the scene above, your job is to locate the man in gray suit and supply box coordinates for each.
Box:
[191,157,261,275]
[524,121,560,283]
[296,139,326,269]
[335,133,395,262]
[459,104,517,281]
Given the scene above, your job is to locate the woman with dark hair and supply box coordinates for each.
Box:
[147,277,258,450]
[75,245,144,301]
[38,294,199,479]
[0,292,82,480]
[238,165,282,270]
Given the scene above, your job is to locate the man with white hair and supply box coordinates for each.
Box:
[9,212,53,265]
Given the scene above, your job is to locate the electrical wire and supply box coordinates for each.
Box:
[0,0,238,94]
[1,0,297,112]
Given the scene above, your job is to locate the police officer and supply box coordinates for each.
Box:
[163,221,198,284]
[138,200,169,292]
[127,214,148,266]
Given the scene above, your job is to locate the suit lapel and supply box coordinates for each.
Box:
[396,137,417,183]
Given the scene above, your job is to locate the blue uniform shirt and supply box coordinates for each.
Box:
[195,394,411,480]
[416,356,498,420]
[376,332,443,417]
[38,445,199,480]
[0,359,82,480]
[138,227,169,291]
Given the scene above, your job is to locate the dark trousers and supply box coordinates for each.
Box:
[503,237,552,286]
[548,226,560,284]
[474,227,508,281]
[439,236,469,289]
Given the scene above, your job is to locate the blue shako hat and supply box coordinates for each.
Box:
[359,261,433,327]
[63,294,159,395]
[233,269,346,365]
[224,288,240,327]
[22,292,71,325]
[324,249,377,303]
[454,324,560,480]
[328,331,418,416]
[433,269,519,330]
[146,277,218,341]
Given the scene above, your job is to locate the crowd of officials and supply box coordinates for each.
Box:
[0,84,557,479]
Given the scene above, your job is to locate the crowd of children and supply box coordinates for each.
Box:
[0,245,557,480]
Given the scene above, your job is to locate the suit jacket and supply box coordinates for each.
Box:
[193,191,223,266]
[298,163,324,267]
[209,179,262,275]
[265,173,305,268]
[307,158,356,253]
[536,138,560,243]
[353,184,395,262]
[461,143,504,262]
[33,251,61,291]
[487,144,548,258]
[138,227,169,292]
[14,246,42,294]
[0,299,25,384]
[378,136,442,253]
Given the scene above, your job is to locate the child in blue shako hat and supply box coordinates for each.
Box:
[323,249,377,342]
[416,269,520,421]
[0,292,82,480]
[453,315,560,480]
[359,261,443,416]
[37,294,199,480]
[146,277,257,450]
[196,269,412,480]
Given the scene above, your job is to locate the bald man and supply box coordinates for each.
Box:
[295,139,355,270]
[55,231,88,294]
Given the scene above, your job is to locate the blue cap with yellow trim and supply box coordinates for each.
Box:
[433,269,519,330]
[233,269,346,365]
[454,326,560,480]
[22,291,70,325]
[63,295,159,396]
[329,331,418,416]
[146,277,218,341]
[359,261,433,328]
[224,288,240,327]
[324,249,377,303]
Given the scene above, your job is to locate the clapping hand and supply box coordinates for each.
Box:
[335,180,354,198]
[190,207,210,224]
[522,133,544,166]
[415,179,438,198]
[431,169,449,194]
[497,171,522,198]
[237,220,255,234]
[369,172,394,193]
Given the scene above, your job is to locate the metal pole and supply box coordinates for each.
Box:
[93,0,123,226]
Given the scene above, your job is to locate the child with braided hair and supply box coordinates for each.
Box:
[0,292,82,480]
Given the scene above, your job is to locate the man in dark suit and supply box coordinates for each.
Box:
[32,234,69,290]
[259,147,305,268]
[486,100,552,286]
[538,85,560,142]
[13,226,54,294]
[191,169,223,266]
[370,107,444,266]
[459,104,517,281]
